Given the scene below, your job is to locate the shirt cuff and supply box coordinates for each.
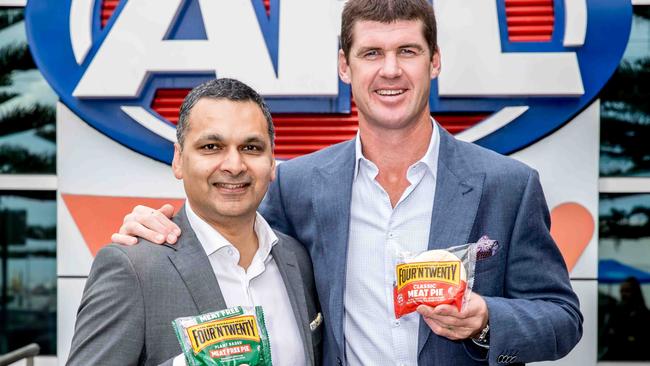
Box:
[173,354,186,366]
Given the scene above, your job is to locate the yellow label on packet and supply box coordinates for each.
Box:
[187,315,260,354]
[396,260,462,291]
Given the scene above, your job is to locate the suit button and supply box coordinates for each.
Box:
[337,358,342,366]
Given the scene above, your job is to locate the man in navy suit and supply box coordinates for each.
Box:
[114,0,582,364]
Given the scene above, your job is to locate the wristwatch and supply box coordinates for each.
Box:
[471,323,490,349]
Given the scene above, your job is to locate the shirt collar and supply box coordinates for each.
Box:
[354,118,440,179]
[184,203,279,260]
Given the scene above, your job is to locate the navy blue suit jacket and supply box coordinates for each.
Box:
[260,127,582,365]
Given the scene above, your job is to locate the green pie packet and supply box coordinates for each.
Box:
[172,306,272,366]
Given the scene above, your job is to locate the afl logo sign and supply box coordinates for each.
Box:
[25,0,631,163]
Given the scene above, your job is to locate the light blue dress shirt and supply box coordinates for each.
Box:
[344,121,440,365]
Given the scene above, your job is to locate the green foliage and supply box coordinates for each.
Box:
[601,58,650,115]
[35,127,56,143]
[0,43,36,73]
[0,8,24,30]
[0,104,55,136]
[600,57,650,176]
[0,145,55,173]
[600,204,650,239]
[600,115,650,175]
[0,91,17,103]
[0,72,10,87]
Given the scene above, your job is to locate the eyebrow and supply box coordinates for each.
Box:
[195,134,268,146]
[355,46,379,56]
[196,133,224,143]
[355,44,426,55]
[400,43,425,50]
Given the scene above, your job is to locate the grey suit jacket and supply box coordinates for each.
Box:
[66,207,321,366]
[260,127,583,365]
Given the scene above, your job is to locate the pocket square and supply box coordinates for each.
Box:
[310,312,322,331]
[476,235,499,261]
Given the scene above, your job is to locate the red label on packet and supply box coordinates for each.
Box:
[393,247,475,319]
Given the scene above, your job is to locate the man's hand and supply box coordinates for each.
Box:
[111,204,180,245]
[417,292,488,341]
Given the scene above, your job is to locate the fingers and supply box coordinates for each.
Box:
[119,220,168,244]
[159,203,175,217]
[420,312,466,341]
[417,304,483,340]
[111,233,138,245]
[159,204,181,238]
[417,305,464,327]
[118,204,181,244]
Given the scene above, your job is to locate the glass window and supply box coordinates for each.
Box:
[1,5,57,357]
[0,191,56,355]
[599,7,650,177]
[0,7,57,174]
[598,5,650,363]
[598,193,650,361]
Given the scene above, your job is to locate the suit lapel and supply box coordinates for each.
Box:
[272,241,314,365]
[312,140,356,354]
[418,129,486,356]
[167,207,227,314]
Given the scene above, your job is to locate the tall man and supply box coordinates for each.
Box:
[68,79,321,366]
[114,0,583,364]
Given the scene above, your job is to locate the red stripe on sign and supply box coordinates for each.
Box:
[101,0,120,28]
[504,0,554,42]
[150,89,487,159]
[433,114,490,135]
[101,1,270,26]
[272,104,360,159]
[151,89,190,125]
[263,0,271,16]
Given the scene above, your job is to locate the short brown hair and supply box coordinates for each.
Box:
[177,78,274,148]
[340,0,437,60]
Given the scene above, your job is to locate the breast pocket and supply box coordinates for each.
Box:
[472,253,504,295]
[474,253,501,274]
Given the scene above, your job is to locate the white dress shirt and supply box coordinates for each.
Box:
[344,121,440,366]
[179,204,306,366]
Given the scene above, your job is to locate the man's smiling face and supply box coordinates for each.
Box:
[339,19,440,132]
[172,98,275,226]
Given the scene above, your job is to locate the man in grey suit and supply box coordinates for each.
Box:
[67,78,321,366]
[114,0,583,364]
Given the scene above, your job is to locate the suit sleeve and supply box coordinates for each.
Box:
[482,170,583,364]
[66,245,146,366]
[260,164,297,237]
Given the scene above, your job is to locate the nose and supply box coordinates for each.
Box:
[220,148,246,175]
[379,52,402,78]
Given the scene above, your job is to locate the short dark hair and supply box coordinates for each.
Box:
[176,78,274,148]
[340,0,437,60]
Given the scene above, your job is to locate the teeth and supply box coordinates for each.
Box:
[376,89,405,96]
[216,183,247,189]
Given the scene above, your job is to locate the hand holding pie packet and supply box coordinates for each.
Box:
[393,242,477,318]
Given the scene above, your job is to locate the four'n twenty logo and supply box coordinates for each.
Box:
[25,0,632,163]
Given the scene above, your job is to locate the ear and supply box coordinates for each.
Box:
[172,143,183,180]
[430,46,441,79]
[269,156,277,182]
[338,49,352,85]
